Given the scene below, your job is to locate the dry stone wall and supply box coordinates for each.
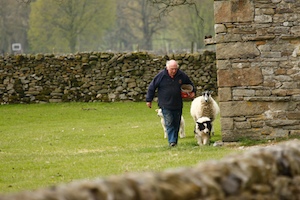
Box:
[1,140,300,200]
[0,52,217,104]
[215,0,300,141]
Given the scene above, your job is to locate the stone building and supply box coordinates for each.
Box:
[214,0,300,141]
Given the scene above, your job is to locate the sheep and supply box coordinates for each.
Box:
[194,117,212,145]
[155,108,186,139]
[190,91,220,135]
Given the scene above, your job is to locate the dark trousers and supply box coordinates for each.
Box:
[162,108,182,144]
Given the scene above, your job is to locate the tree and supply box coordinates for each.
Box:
[169,0,214,49]
[147,0,199,17]
[19,0,214,53]
[100,1,137,51]
[0,0,31,54]
[28,0,116,53]
[102,0,167,52]
[137,0,166,50]
[148,0,214,51]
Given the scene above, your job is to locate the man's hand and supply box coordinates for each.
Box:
[146,102,152,108]
[190,92,195,98]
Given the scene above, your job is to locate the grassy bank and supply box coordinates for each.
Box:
[0,102,237,193]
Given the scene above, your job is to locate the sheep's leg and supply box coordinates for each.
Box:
[195,135,203,146]
[161,119,167,138]
[211,125,215,136]
[203,137,210,145]
[179,124,185,138]
[163,127,167,138]
[179,128,185,138]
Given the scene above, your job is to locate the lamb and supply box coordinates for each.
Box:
[194,117,212,145]
[190,91,220,136]
[155,108,186,139]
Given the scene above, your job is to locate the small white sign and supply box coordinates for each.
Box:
[12,43,22,51]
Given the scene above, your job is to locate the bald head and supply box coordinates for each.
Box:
[166,60,179,78]
[166,60,178,69]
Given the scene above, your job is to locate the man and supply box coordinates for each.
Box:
[146,60,196,147]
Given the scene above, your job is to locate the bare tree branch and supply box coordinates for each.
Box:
[147,0,200,18]
[16,0,32,4]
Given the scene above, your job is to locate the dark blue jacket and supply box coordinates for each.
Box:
[146,68,195,110]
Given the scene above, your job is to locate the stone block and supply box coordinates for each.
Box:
[233,89,255,97]
[214,0,254,23]
[218,87,232,101]
[215,34,242,43]
[218,67,263,87]
[232,25,256,34]
[255,89,272,96]
[291,26,300,36]
[292,45,300,57]
[287,112,300,120]
[261,52,282,58]
[220,101,269,117]
[215,24,227,34]
[128,82,137,88]
[221,130,238,142]
[272,89,287,96]
[216,42,260,60]
[282,82,298,89]
[288,90,300,96]
[232,62,251,69]
[290,130,300,136]
[254,15,273,23]
[216,60,231,70]
[235,121,252,129]
[220,117,234,130]
[49,99,62,103]
[271,0,282,3]
[266,119,299,127]
[251,120,264,128]
[257,44,271,52]
[270,128,290,137]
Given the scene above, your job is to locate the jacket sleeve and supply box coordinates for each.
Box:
[146,79,156,102]
[146,72,162,102]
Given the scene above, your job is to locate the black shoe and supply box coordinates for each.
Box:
[169,142,177,147]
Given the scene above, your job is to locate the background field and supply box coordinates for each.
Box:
[0,101,239,194]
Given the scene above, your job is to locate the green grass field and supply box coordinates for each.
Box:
[0,101,239,194]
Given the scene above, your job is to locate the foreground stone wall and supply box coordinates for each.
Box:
[215,0,300,141]
[0,51,216,104]
[1,140,300,200]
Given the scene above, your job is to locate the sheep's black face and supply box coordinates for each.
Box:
[202,91,212,102]
[199,121,212,133]
[198,121,212,132]
[195,120,212,136]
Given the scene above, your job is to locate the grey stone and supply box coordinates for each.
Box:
[216,42,260,60]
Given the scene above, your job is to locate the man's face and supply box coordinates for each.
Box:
[167,63,178,78]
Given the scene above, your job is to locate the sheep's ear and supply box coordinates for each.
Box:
[209,90,214,95]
